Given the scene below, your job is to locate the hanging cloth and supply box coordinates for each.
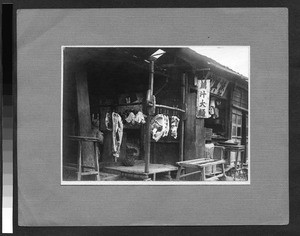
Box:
[170,116,180,139]
[112,112,123,161]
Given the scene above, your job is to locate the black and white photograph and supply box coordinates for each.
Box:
[62,46,249,183]
[15,7,288,228]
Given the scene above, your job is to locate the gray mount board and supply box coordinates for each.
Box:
[17,8,288,226]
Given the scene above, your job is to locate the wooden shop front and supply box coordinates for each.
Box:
[62,47,248,181]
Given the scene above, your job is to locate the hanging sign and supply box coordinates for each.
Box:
[196,76,211,119]
[210,76,229,97]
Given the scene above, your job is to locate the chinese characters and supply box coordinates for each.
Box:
[196,79,211,119]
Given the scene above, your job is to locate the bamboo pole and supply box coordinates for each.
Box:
[154,104,185,113]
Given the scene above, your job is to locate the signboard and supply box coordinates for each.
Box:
[196,78,211,119]
[210,75,229,97]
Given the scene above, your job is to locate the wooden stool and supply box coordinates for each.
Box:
[69,136,101,181]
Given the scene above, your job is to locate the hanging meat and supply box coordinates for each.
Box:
[124,111,146,125]
[151,114,170,142]
[105,112,112,130]
[134,111,146,124]
[163,115,170,137]
[125,112,136,124]
[170,116,180,139]
[112,112,123,161]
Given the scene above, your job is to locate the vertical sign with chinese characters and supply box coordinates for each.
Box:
[196,78,211,119]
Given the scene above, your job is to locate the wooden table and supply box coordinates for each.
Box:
[176,158,226,181]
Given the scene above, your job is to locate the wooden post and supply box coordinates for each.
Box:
[176,166,183,180]
[200,167,205,181]
[144,116,151,173]
[77,141,82,181]
[195,118,205,159]
[183,73,206,180]
[179,73,187,162]
[149,60,154,94]
[195,70,207,159]
[241,111,247,164]
[234,150,239,181]
[144,60,154,174]
[94,142,100,181]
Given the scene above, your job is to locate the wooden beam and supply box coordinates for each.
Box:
[154,104,185,113]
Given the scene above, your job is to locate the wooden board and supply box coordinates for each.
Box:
[75,68,94,167]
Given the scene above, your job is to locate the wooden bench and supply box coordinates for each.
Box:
[176,158,226,181]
